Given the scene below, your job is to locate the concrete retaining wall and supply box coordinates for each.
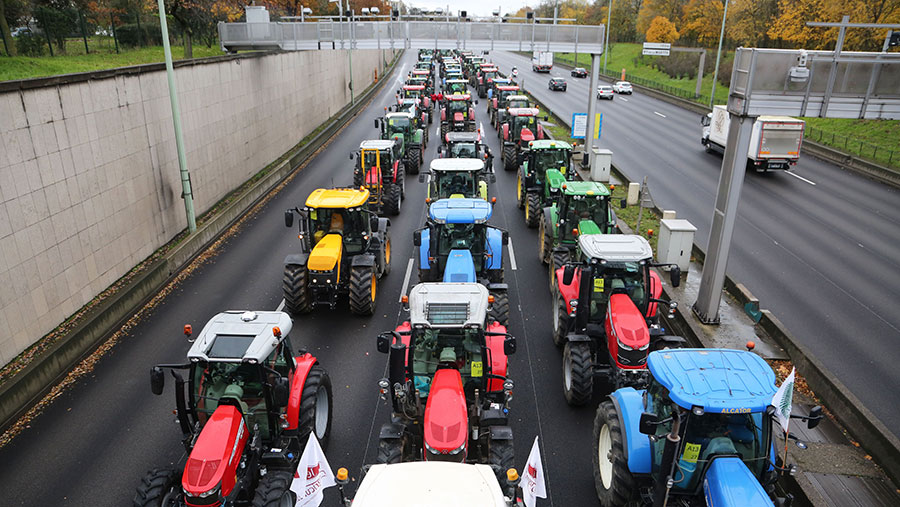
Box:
[0,49,390,365]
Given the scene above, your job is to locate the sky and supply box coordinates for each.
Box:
[405,1,534,18]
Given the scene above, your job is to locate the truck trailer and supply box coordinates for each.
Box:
[532,51,553,72]
[701,105,805,172]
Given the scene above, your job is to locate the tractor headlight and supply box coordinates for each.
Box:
[569,300,578,308]
[617,339,648,352]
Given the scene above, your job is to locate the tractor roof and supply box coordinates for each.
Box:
[386,111,414,119]
[492,78,512,85]
[560,180,609,196]
[187,311,291,363]
[446,94,472,101]
[411,69,430,74]
[305,188,370,209]
[429,198,493,224]
[403,84,425,90]
[506,95,529,102]
[408,283,489,328]
[445,131,480,143]
[508,107,540,117]
[578,234,652,262]
[647,349,778,413]
[529,139,572,150]
[352,462,507,505]
[430,158,485,173]
[360,139,396,151]
[497,85,520,91]
[446,79,469,84]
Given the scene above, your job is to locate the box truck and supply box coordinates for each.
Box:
[701,105,805,171]
[532,51,553,72]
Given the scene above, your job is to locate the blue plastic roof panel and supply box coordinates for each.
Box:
[647,349,777,413]
[429,198,492,224]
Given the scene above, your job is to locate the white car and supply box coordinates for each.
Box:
[612,81,633,94]
[596,85,615,100]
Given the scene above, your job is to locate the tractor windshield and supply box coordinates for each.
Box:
[447,83,467,94]
[536,149,570,173]
[409,326,485,398]
[448,101,468,114]
[450,142,477,158]
[499,90,518,103]
[588,262,647,321]
[309,208,367,255]
[362,149,387,170]
[514,115,536,134]
[483,71,497,81]
[436,223,486,271]
[438,172,476,197]
[387,116,410,135]
[403,89,422,99]
[508,99,529,109]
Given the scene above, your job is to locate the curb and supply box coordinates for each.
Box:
[0,51,404,436]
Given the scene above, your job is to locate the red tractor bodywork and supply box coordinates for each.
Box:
[286,352,319,430]
[183,405,248,501]
[423,369,469,459]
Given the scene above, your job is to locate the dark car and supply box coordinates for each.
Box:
[549,77,567,91]
[571,67,588,78]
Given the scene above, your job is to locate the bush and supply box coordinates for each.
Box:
[716,58,733,87]
[16,31,46,56]
[115,23,163,47]
[655,52,702,80]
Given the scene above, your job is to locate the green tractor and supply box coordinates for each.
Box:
[516,140,573,227]
[376,111,425,175]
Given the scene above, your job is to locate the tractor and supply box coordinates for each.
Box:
[420,157,494,201]
[501,108,545,171]
[444,79,470,96]
[515,139,573,226]
[392,99,430,148]
[552,234,683,405]
[438,131,495,172]
[283,188,391,316]
[488,85,521,125]
[351,140,405,216]
[594,348,823,507]
[376,111,425,174]
[135,310,333,507]
[373,282,517,484]
[494,95,531,131]
[440,94,477,138]
[398,84,432,123]
[476,64,500,97]
[415,198,510,325]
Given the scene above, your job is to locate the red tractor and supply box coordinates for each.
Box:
[440,93,477,138]
[488,85,521,125]
[374,283,517,483]
[135,311,333,507]
[399,84,432,123]
[501,108,545,171]
[553,234,684,406]
[475,64,500,97]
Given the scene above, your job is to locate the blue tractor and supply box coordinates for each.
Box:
[414,198,510,326]
[594,348,822,507]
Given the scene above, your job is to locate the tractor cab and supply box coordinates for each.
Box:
[400,84,431,110]
[595,348,822,507]
[444,79,469,96]
[486,78,512,100]
[495,94,530,128]
[423,157,492,201]
[439,131,495,171]
[489,85,521,122]
[476,65,500,97]
[374,283,516,479]
[392,100,430,142]
[540,179,613,262]
[441,94,476,136]
[414,61,431,72]
[501,108,545,171]
[407,75,433,96]
[377,111,425,173]
[353,140,404,215]
[520,140,573,198]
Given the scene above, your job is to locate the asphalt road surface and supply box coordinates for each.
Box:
[0,52,601,506]
[489,51,900,440]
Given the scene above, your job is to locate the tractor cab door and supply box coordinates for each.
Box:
[588,263,648,324]
[360,149,383,204]
[191,361,275,440]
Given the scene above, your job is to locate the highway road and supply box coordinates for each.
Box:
[489,51,900,439]
[0,52,600,505]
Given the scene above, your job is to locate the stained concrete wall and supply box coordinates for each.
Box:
[0,49,394,364]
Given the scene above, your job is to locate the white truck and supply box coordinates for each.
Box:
[701,105,805,172]
[532,51,553,72]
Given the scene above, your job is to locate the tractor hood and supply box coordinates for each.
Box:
[577,219,602,235]
[703,457,773,507]
[308,234,343,271]
[424,369,468,458]
[443,249,477,283]
[183,404,247,498]
[519,128,535,142]
[454,112,465,122]
[606,293,650,369]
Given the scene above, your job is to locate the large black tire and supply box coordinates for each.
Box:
[297,365,333,450]
[525,192,541,228]
[552,293,569,347]
[489,290,510,327]
[383,184,402,215]
[134,468,181,507]
[407,148,421,175]
[563,341,593,406]
[516,173,525,209]
[502,145,516,171]
[349,265,377,315]
[251,471,295,507]
[283,264,311,315]
[440,122,448,140]
[381,234,392,277]
[489,438,515,484]
[539,218,552,265]
[593,401,635,506]
[550,251,569,292]
[376,437,404,464]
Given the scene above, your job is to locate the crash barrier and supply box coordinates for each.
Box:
[0,51,404,436]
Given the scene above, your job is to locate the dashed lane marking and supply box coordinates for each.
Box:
[399,258,415,301]
[653,111,666,118]
[508,238,518,271]
[276,298,285,312]
[784,171,817,186]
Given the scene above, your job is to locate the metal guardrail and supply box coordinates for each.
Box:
[218,21,605,54]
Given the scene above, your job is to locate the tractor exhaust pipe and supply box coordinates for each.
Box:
[653,407,682,507]
[388,339,406,411]
[575,266,593,330]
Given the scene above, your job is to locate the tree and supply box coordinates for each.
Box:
[637,0,687,36]
[34,0,84,54]
[585,0,642,43]
[680,0,723,46]
[645,15,678,43]
[821,0,900,51]
[726,0,777,47]
[1,0,17,55]
[768,0,828,49]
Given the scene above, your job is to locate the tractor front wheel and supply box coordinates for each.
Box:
[251,471,295,507]
[298,365,333,450]
[593,401,635,506]
[525,192,541,228]
[552,293,569,347]
[563,341,593,406]
[539,218,552,265]
[134,468,181,507]
[349,265,377,315]
[381,234,392,277]
[502,145,517,171]
[283,264,311,316]
[376,437,404,464]
[407,148,421,175]
[489,290,510,327]
[516,173,525,209]
[489,438,515,484]
[383,184,402,215]
[440,123,448,140]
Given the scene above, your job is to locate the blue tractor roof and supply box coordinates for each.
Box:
[647,349,777,414]
[429,198,493,224]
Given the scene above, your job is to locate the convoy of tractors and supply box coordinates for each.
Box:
[136,48,819,507]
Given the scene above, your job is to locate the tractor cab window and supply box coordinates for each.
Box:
[310,209,367,255]
[499,90,517,102]
[567,196,609,228]
[514,115,536,132]
[361,150,383,169]
[483,71,497,80]
[508,99,529,109]
[192,361,273,437]
[537,150,569,173]
[447,83,466,94]
[588,262,647,321]
[410,326,484,398]
[450,142,477,158]
[448,101,468,114]
[440,172,476,197]
[387,117,410,135]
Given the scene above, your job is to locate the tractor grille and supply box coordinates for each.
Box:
[426,303,469,325]
[617,347,648,367]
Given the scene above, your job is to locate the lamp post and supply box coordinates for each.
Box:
[300,6,311,22]
[709,0,729,108]
[603,0,612,73]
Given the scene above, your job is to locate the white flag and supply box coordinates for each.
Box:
[772,367,796,433]
[290,434,336,507]
[521,436,547,507]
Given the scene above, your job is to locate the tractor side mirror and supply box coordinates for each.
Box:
[807,406,823,429]
[418,173,426,183]
[490,174,496,183]
[669,266,681,288]
[501,231,509,246]
[348,152,353,160]
[701,115,710,126]
[376,332,391,353]
[370,216,379,231]
[475,99,479,105]
[284,210,294,228]
[413,229,422,247]
[273,377,290,407]
[543,115,549,121]
[437,146,443,154]
[620,198,627,209]
[517,153,527,165]
[374,118,380,129]
[503,335,517,356]
[150,367,165,395]
[562,265,575,285]
[639,412,659,435]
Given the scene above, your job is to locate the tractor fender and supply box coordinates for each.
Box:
[608,388,652,474]
[485,228,504,271]
[502,123,509,141]
[377,217,391,236]
[484,330,508,392]
[379,421,407,440]
[492,97,498,110]
[418,228,431,269]
[565,333,592,343]
[392,160,400,183]
[351,254,377,268]
[556,266,581,313]
[486,282,508,292]
[286,353,318,430]
[537,124,545,140]
[441,108,446,122]
[284,253,309,267]
[488,425,513,441]
[657,335,686,347]
[544,208,557,240]
[647,271,662,319]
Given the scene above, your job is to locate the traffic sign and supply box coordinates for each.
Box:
[642,49,670,56]
[643,42,671,50]
[571,113,601,139]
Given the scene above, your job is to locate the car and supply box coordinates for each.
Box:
[549,77,567,91]
[571,67,588,78]
[596,85,614,100]
[613,81,633,94]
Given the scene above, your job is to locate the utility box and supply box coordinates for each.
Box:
[658,219,697,273]
[245,5,270,22]
[590,148,612,182]
[626,182,640,206]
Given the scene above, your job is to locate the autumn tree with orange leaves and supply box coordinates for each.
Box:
[645,15,679,43]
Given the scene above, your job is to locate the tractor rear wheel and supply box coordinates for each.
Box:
[349,265,377,315]
[489,290,510,327]
[502,145,517,171]
[552,293,569,347]
[593,401,635,506]
[550,251,569,292]
[381,234,392,277]
[407,148,421,175]
[376,437,404,464]
[489,438,515,484]
[251,471,295,507]
[525,192,541,228]
[134,468,181,507]
[539,218,552,265]
[283,264,311,315]
[298,365,333,450]
[383,184,402,215]
[396,165,406,197]
[563,341,593,406]
[440,123,448,139]
[516,173,525,209]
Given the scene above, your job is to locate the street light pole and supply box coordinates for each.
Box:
[603,0,612,73]
[709,0,729,108]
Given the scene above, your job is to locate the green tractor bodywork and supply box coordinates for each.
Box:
[353,140,406,216]
[421,157,494,201]
[517,140,573,227]
[378,112,425,175]
[444,79,469,96]
[394,99,430,148]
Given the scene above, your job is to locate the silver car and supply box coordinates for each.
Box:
[613,81,633,94]
[596,85,615,100]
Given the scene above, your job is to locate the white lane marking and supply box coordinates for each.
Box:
[394,63,408,85]
[276,298,285,312]
[784,171,817,186]
[436,125,440,137]
[399,258,414,302]
[508,238,518,271]
[858,243,865,248]
[653,111,666,118]
[620,97,629,102]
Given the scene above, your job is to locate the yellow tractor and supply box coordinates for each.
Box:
[283,188,391,316]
